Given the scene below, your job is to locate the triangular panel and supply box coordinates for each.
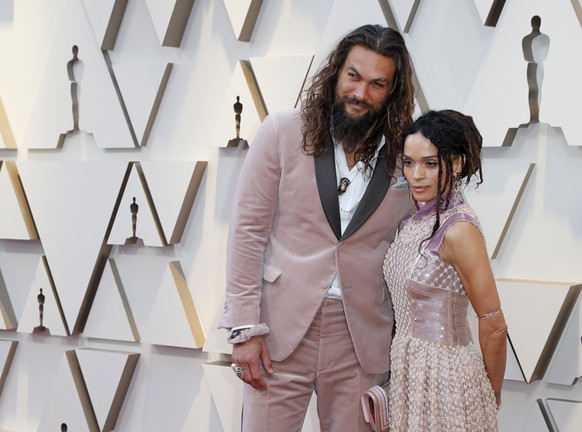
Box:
[76,348,139,432]
[140,161,207,245]
[0,251,42,325]
[465,0,582,147]
[575,0,582,26]
[0,97,16,149]
[387,0,422,33]
[0,268,16,331]
[212,61,264,148]
[144,0,175,45]
[84,259,139,342]
[108,162,165,247]
[37,351,99,432]
[505,335,526,382]
[250,55,314,115]
[497,280,581,383]
[202,362,243,432]
[0,340,17,397]
[18,161,129,334]
[17,257,68,337]
[547,399,582,432]
[223,0,263,42]
[546,295,582,385]
[402,0,492,112]
[144,0,194,47]
[141,261,205,348]
[0,161,37,240]
[110,61,172,146]
[473,0,505,27]
[463,159,534,259]
[474,0,495,24]
[0,1,61,149]
[24,1,136,149]
[106,253,168,336]
[81,0,127,50]
[522,400,551,432]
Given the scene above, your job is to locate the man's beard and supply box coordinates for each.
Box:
[330,96,384,152]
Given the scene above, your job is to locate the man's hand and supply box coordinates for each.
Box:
[231,335,273,390]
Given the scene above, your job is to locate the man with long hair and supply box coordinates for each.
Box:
[220,24,415,431]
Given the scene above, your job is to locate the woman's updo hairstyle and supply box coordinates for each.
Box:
[401,109,484,238]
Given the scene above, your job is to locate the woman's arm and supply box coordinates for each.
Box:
[439,221,508,408]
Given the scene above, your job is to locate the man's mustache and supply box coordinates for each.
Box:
[336,96,374,112]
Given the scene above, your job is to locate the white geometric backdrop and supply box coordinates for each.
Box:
[0,1,580,431]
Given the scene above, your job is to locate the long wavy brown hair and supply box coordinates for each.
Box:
[301,24,415,173]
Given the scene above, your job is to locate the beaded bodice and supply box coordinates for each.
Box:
[384,196,482,346]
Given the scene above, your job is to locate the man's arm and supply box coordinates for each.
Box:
[220,113,283,388]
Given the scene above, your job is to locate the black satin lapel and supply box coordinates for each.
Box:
[315,144,341,240]
[341,155,392,240]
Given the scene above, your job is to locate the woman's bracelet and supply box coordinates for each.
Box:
[477,308,502,320]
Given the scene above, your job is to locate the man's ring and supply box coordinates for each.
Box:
[231,363,244,378]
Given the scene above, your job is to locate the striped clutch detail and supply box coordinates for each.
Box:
[361,381,390,431]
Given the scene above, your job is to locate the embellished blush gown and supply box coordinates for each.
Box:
[383,194,498,431]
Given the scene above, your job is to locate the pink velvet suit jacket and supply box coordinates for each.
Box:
[219,109,413,374]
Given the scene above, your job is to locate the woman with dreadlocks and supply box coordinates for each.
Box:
[383,110,507,431]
